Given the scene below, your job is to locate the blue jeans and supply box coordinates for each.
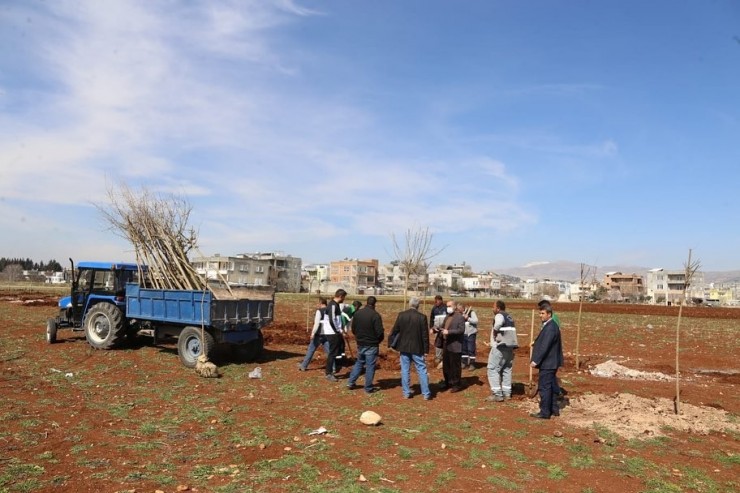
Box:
[400,353,431,398]
[299,334,329,370]
[348,346,379,392]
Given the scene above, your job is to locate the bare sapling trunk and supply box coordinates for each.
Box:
[575,262,592,370]
[674,248,701,414]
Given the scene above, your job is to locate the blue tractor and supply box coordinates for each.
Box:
[47,260,274,367]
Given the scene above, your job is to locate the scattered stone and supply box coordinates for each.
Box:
[441,443,447,449]
[553,430,564,438]
[359,474,367,482]
[284,447,292,451]
[293,436,301,442]
[176,486,189,492]
[360,411,382,426]
[259,443,266,450]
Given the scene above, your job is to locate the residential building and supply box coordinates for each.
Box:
[192,252,302,292]
[329,258,379,294]
[379,262,404,294]
[301,264,330,293]
[603,272,645,300]
[646,268,704,305]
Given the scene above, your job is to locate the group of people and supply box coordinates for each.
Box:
[299,290,565,418]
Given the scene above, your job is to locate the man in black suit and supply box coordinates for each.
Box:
[388,297,431,399]
[530,303,564,419]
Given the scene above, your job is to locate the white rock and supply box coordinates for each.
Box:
[360,411,382,426]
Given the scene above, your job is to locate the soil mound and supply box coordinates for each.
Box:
[590,359,672,381]
[562,392,739,439]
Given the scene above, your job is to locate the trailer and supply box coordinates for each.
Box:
[46,260,274,367]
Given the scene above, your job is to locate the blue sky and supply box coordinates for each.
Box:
[1,1,738,272]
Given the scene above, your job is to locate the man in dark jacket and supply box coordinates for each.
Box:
[388,297,431,399]
[347,296,384,393]
[429,295,447,367]
[440,300,466,392]
[530,303,564,419]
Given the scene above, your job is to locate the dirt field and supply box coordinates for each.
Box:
[1,292,738,493]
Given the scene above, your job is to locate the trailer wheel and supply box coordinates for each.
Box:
[233,331,264,362]
[177,326,215,368]
[46,318,58,344]
[84,303,125,349]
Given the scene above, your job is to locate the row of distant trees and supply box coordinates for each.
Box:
[0,258,63,272]
[0,258,64,282]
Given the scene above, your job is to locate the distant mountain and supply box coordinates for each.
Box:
[704,271,740,284]
[493,260,740,284]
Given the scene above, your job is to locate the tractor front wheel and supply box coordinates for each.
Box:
[177,326,215,368]
[84,303,125,349]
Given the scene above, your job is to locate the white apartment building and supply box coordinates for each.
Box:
[646,267,705,305]
[192,252,302,292]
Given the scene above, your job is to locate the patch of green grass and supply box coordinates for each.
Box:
[642,477,682,493]
[69,443,92,454]
[681,466,719,493]
[75,457,111,469]
[125,440,163,451]
[397,446,414,460]
[593,423,620,446]
[0,461,45,488]
[621,456,656,477]
[190,464,216,481]
[512,429,529,439]
[712,451,739,467]
[19,418,41,428]
[371,455,387,467]
[463,435,486,445]
[139,421,159,435]
[570,455,597,469]
[546,464,568,480]
[415,461,435,474]
[434,469,456,487]
[278,383,301,397]
[35,451,55,461]
[486,475,521,490]
[505,448,528,463]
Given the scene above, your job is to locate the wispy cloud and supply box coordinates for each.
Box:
[0,0,536,265]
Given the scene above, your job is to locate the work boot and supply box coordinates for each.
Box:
[486,394,505,402]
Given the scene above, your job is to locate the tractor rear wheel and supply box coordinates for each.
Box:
[84,303,125,349]
[177,326,215,368]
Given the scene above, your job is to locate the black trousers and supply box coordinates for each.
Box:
[443,350,462,388]
[325,334,341,375]
[538,369,559,417]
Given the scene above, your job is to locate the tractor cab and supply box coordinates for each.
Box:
[57,260,144,328]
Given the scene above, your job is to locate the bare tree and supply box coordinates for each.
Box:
[96,182,206,291]
[674,249,701,414]
[1,264,23,283]
[391,226,444,308]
